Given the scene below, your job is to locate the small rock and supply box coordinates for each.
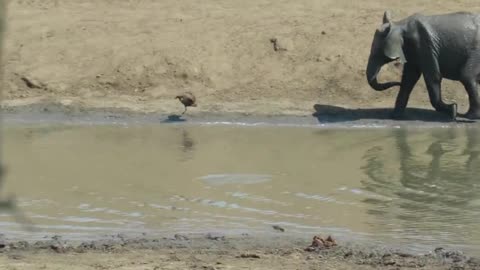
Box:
[467,257,480,266]
[269,37,293,52]
[0,234,6,249]
[206,233,225,241]
[51,235,63,241]
[10,241,29,250]
[8,254,25,260]
[321,31,326,35]
[382,254,396,266]
[50,243,65,253]
[174,234,189,241]
[20,76,45,89]
[237,253,260,259]
[115,234,127,240]
[60,99,73,106]
[393,252,413,258]
[305,235,337,252]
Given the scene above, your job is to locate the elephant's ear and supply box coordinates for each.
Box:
[383,10,392,24]
[384,27,407,64]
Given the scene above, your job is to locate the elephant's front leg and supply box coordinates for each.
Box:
[460,56,480,119]
[424,75,457,120]
[391,64,421,119]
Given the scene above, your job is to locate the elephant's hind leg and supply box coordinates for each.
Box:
[423,76,457,119]
[460,57,480,119]
[461,79,480,119]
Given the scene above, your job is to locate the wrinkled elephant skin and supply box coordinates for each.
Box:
[366,11,480,120]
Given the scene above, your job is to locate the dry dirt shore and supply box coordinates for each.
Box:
[0,234,479,270]
[2,0,480,118]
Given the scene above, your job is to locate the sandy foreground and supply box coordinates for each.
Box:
[2,0,480,269]
[0,234,479,270]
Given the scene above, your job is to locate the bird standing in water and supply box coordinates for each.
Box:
[175,92,197,115]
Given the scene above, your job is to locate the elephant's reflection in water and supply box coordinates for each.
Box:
[360,128,480,236]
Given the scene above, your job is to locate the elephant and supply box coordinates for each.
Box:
[366,11,480,120]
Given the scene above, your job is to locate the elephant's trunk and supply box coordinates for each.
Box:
[366,57,401,91]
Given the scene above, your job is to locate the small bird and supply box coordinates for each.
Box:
[175,92,197,115]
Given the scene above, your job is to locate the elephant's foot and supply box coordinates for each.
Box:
[434,103,457,121]
[463,108,480,119]
[449,103,457,121]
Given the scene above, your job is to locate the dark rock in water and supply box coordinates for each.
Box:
[272,225,285,232]
[0,234,6,250]
[51,235,62,241]
[174,234,189,241]
[115,233,127,240]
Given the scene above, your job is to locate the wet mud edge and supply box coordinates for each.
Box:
[1,102,480,127]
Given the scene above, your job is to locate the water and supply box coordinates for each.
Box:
[1,123,480,255]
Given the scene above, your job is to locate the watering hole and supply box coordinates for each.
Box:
[1,123,480,255]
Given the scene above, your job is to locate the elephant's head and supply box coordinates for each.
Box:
[366,11,405,91]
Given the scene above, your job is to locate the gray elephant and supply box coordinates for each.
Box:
[366,11,480,120]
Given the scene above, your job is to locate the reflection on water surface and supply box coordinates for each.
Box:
[1,124,479,254]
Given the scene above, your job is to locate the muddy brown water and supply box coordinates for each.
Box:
[1,123,480,255]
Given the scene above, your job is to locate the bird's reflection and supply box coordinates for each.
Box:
[178,128,195,161]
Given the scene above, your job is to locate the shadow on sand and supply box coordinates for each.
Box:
[313,104,475,123]
[161,114,187,123]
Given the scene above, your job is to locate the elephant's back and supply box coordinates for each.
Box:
[429,12,480,26]
[422,12,480,41]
